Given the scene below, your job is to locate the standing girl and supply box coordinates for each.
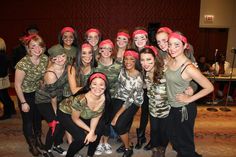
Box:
[140,46,170,157]
[15,34,48,156]
[132,27,151,150]
[165,31,213,157]
[111,50,143,157]
[85,28,101,60]
[35,44,68,157]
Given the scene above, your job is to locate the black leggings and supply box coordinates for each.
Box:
[37,103,64,150]
[138,89,149,132]
[150,115,169,148]
[168,102,198,157]
[18,92,42,139]
[58,110,105,157]
[0,88,15,115]
[111,98,139,135]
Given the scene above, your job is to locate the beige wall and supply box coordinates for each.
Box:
[200,0,236,68]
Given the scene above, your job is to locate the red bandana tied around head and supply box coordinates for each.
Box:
[89,73,107,82]
[61,27,75,35]
[117,32,130,39]
[145,45,159,56]
[132,30,148,38]
[48,120,59,136]
[99,39,114,48]
[168,32,188,44]
[86,28,100,35]
[157,27,173,34]
[124,50,139,60]
[82,43,92,49]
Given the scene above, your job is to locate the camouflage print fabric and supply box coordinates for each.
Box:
[114,68,144,109]
[64,46,77,65]
[59,94,104,119]
[35,69,68,104]
[95,59,122,97]
[78,68,95,87]
[15,54,48,93]
[145,74,170,118]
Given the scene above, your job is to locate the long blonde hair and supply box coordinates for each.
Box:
[0,37,6,52]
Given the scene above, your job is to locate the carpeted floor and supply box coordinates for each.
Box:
[0,96,236,157]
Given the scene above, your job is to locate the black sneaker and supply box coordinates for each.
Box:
[43,150,54,157]
[52,145,67,156]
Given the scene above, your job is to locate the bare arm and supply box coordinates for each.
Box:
[176,64,214,103]
[71,109,90,132]
[67,65,81,94]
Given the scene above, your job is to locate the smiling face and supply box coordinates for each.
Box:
[81,46,93,65]
[99,44,113,58]
[28,40,43,57]
[62,31,74,47]
[87,32,99,47]
[140,53,155,72]
[90,77,106,97]
[51,53,67,66]
[134,34,148,49]
[116,35,129,48]
[168,37,186,58]
[124,55,136,71]
[156,32,169,51]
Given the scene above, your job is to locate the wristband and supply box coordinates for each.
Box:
[21,102,27,105]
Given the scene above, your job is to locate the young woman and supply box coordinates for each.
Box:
[58,72,111,157]
[0,37,16,120]
[35,44,68,157]
[132,27,151,150]
[114,29,131,60]
[165,31,214,157]
[111,50,144,157]
[140,46,170,157]
[85,28,101,60]
[15,34,48,156]
[94,39,122,155]
[58,26,78,65]
[68,43,97,95]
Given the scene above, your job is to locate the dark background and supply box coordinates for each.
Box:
[0,0,228,62]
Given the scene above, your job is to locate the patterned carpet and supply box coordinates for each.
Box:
[0,97,236,157]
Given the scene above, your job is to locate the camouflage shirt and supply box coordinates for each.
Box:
[15,54,48,93]
[95,59,122,97]
[114,68,144,109]
[64,46,77,65]
[145,74,170,118]
[59,94,104,119]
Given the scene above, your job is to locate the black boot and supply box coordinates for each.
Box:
[36,133,44,150]
[26,137,41,156]
[122,148,133,157]
[135,128,146,149]
[144,141,152,151]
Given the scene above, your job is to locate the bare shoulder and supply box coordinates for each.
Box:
[44,70,58,84]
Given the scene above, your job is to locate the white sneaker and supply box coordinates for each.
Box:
[94,143,104,155]
[227,96,233,102]
[104,143,112,154]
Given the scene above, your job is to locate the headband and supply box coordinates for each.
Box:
[89,73,107,82]
[124,50,139,60]
[169,32,188,44]
[99,39,114,48]
[117,32,130,39]
[86,28,100,35]
[82,43,92,49]
[145,45,158,56]
[61,27,75,35]
[157,27,173,34]
[132,30,148,38]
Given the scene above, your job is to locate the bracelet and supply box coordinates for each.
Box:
[21,102,27,105]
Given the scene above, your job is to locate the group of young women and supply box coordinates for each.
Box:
[14,26,213,157]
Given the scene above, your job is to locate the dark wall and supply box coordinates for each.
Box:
[1,0,201,55]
